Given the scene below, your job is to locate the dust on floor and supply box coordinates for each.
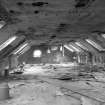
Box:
[0,79,80,105]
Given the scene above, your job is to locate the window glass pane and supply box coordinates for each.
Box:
[69,44,80,52]
[86,39,105,51]
[64,45,74,52]
[75,42,89,51]
[33,50,42,58]
[0,36,17,51]
[13,43,28,54]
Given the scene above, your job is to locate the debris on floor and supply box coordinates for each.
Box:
[0,64,105,105]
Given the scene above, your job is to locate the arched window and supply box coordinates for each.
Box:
[33,50,42,57]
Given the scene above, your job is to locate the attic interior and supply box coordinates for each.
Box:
[1,0,105,105]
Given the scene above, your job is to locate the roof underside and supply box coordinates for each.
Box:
[0,0,105,52]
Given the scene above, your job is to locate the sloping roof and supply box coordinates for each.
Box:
[0,0,104,54]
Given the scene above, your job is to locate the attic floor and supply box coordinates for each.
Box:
[0,64,105,105]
